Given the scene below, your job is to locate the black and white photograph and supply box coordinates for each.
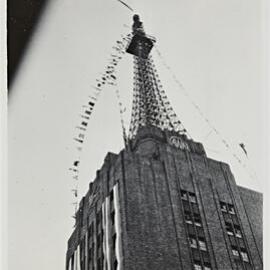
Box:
[3,0,269,269]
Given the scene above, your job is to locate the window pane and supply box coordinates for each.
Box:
[181,190,188,200]
[189,236,197,248]
[228,204,235,214]
[194,261,202,270]
[189,192,196,203]
[184,211,193,224]
[241,252,249,262]
[220,202,227,212]
[232,246,239,257]
[198,239,207,251]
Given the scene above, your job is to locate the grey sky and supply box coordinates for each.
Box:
[8,0,266,269]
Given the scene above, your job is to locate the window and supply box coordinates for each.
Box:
[181,190,188,200]
[235,229,242,238]
[228,204,235,214]
[234,225,242,238]
[194,261,203,270]
[225,222,234,236]
[189,192,196,203]
[220,202,227,212]
[189,236,197,248]
[183,201,190,211]
[198,237,207,251]
[194,213,202,227]
[204,262,212,270]
[232,246,239,257]
[184,211,193,224]
[240,249,249,262]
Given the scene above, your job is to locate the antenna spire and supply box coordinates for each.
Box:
[126,15,188,139]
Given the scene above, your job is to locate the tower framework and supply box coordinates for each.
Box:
[127,15,187,139]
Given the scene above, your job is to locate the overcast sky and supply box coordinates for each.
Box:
[8,0,267,269]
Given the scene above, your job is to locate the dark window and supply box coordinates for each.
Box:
[198,237,207,251]
[189,235,197,248]
[183,200,190,212]
[204,262,212,270]
[192,204,200,214]
[228,204,235,214]
[193,213,202,227]
[240,248,249,262]
[234,226,242,238]
[192,249,201,261]
[187,224,196,235]
[194,260,203,270]
[232,246,240,257]
[231,215,239,226]
[189,192,196,203]
[220,202,227,212]
[196,227,205,238]
[184,211,193,224]
[202,253,211,264]
[238,238,246,248]
[181,190,188,200]
[225,222,234,236]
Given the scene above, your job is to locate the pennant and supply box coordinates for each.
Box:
[73,160,79,167]
[78,134,85,139]
[81,115,89,120]
[89,96,97,101]
[69,167,78,172]
[72,189,78,197]
[74,138,83,143]
[76,126,86,131]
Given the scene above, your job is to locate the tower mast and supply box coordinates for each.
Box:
[126,15,187,139]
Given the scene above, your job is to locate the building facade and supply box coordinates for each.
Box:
[66,126,262,270]
[66,15,263,270]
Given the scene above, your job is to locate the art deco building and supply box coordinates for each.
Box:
[66,15,263,270]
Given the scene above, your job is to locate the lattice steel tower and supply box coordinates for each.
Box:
[126,14,187,139]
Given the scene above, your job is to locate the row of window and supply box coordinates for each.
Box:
[220,201,250,265]
[189,235,207,251]
[220,201,235,214]
[180,189,212,270]
[231,246,249,262]
[184,211,202,227]
[194,260,211,270]
[181,190,197,203]
[225,221,242,238]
